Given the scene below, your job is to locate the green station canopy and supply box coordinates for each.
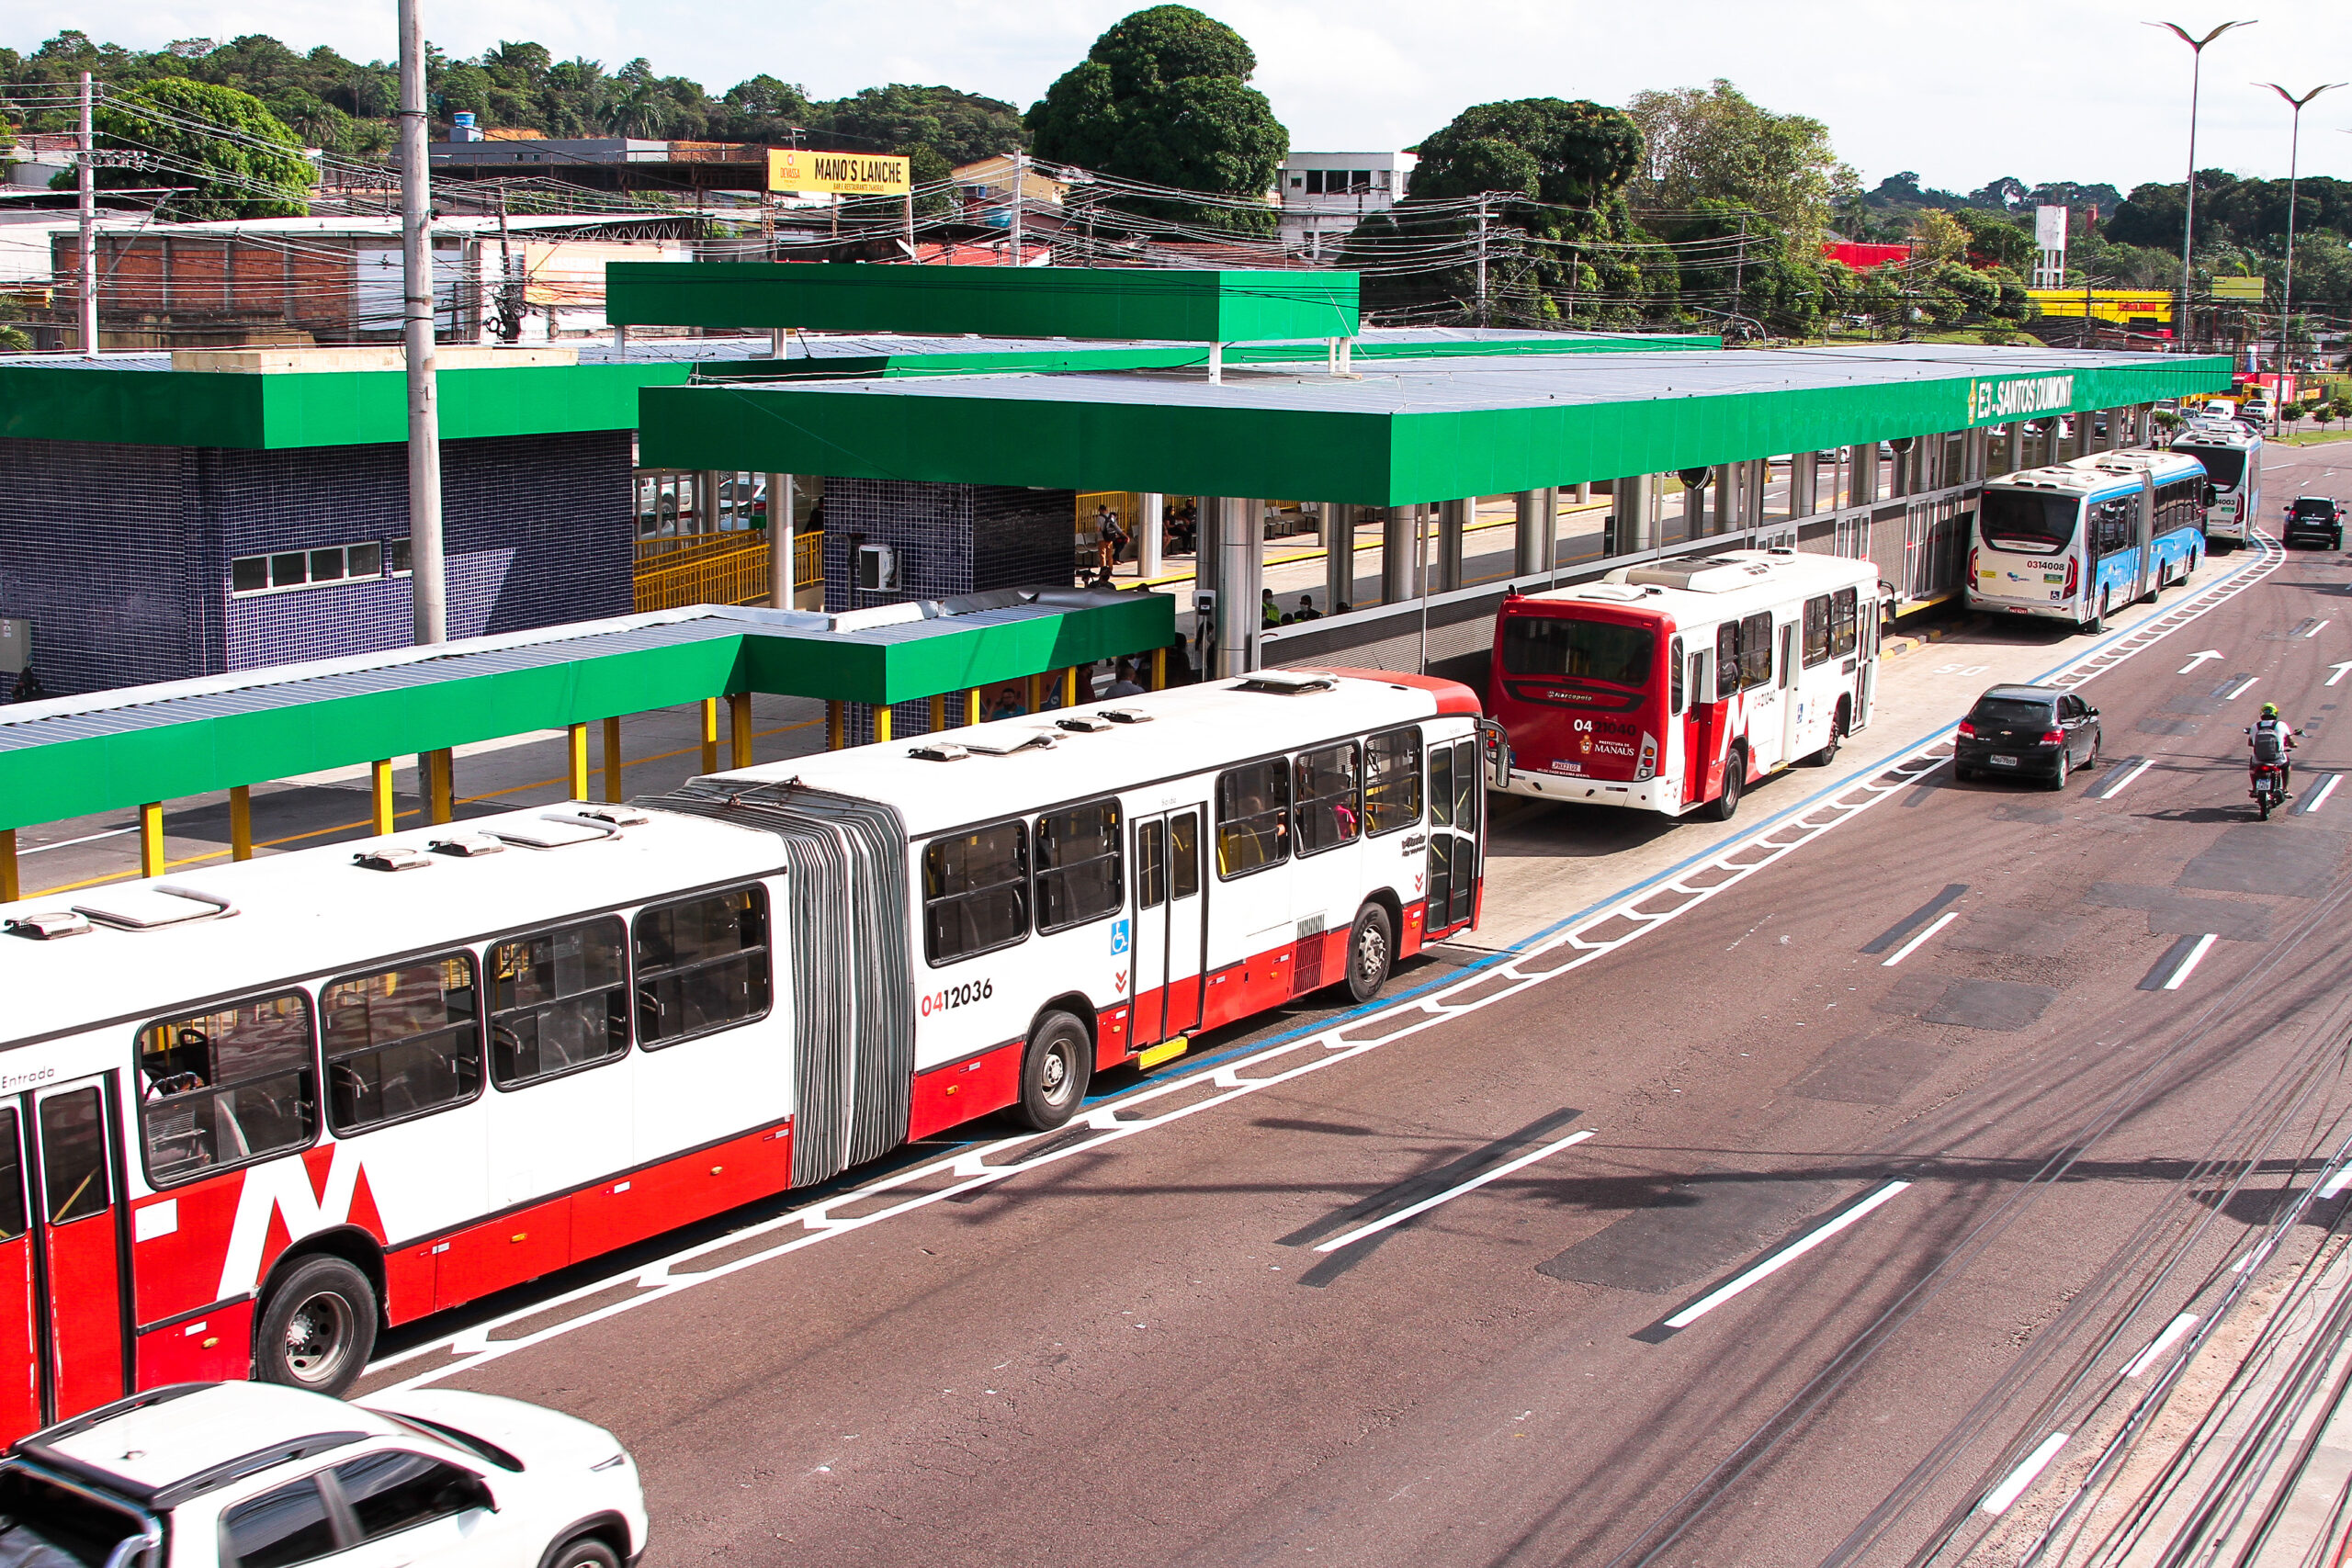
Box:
[639,344,2234,508]
[607,262,1362,343]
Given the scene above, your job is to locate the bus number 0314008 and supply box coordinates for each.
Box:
[922,979,994,1016]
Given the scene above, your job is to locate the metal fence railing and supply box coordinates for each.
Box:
[631,530,823,614]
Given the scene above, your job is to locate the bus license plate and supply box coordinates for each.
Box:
[1989,755,2019,767]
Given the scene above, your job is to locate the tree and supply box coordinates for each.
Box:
[1910,209,1970,265]
[1954,208,2034,271]
[78,77,312,220]
[1970,176,2029,212]
[1626,80,1858,255]
[815,84,1024,168]
[1409,97,1641,209]
[1025,6,1287,232]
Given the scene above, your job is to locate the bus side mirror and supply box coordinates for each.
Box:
[1478,719,1510,789]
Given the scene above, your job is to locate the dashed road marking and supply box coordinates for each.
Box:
[1981,1431,2071,1516]
[1635,1181,1912,1340]
[1881,912,1958,967]
[2123,1313,2199,1378]
[2091,757,2155,798]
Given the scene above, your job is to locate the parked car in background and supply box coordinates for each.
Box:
[2284,495,2345,550]
[0,1382,646,1567]
[1954,683,2103,790]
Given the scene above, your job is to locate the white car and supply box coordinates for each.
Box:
[0,1382,645,1567]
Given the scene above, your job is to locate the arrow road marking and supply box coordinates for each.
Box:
[2178,649,2223,674]
[2330,661,2352,688]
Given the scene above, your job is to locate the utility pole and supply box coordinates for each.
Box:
[77,72,96,355]
[1474,195,1489,327]
[1010,151,1026,267]
[2151,20,2255,355]
[1731,211,1748,330]
[2260,82,2339,433]
[398,0,447,645]
[492,184,519,343]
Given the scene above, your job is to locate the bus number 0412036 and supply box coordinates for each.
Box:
[922,979,994,1016]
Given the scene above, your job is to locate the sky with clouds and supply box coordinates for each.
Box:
[26,0,2352,194]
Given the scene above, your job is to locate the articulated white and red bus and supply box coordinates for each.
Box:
[0,670,1486,1438]
[1487,549,1884,819]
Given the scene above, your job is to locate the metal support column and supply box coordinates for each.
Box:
[230,786,254,860]
[2006,423,2025,476]
[1194,497,1223,600]
[1324,503,1355,613]
[1381,506,1417,603]
[701,698,720,773]
[1791,451,1817,518]
[1436,498,1467,592]
[1513,491,1544,577]
[0,830,14,903]
[1215,496,1263,678]
[397,0,446,647]
[1612,476,1655,558]
[826,701,842,750]
[370,759,397,835]
[1541,486,1560,573]
[729,692,753,768]
[1137,491,1164,579]
[874,705,892,743]
[140,803,164,877]
[602,716,624,802]
[767,473,794,608]
[565,728,588,801]
[1853,443,1880,505]
[929,694,945,733]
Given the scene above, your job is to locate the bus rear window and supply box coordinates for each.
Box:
[1501,615,1654,687]
[2175,445,2245,488]
[1979,491,2079,552]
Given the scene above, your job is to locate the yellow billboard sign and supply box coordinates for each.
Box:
[2024,288,2173,325]
[766,150,910,196]
[2211,275,2265,302]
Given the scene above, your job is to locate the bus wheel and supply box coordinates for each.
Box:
[1346,903,1395,1003]
[1808,708,1844,767]
[255,1255,377,1395]
[1015,1010,1091,1131]
[1709,749,1745,822]
[2082,592,2107,634]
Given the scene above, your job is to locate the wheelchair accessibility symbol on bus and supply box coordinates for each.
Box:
[1111,918,1130,956]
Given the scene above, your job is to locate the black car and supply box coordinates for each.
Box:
[2284,496,2345,550]
[1954,684,2102,789]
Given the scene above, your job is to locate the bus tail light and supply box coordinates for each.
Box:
[1969,546,1980,582]
[1635,731,1657,781]
[2063,557,2079,599]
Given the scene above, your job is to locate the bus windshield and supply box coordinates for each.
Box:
[1979,491,2079,553]
[2174,445,2245,488]
[1501,615,1655,688]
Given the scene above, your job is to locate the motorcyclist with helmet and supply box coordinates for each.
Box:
[2248,703,2299,795]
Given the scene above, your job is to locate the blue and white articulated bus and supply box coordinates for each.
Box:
[2168,422,2264,550]
[1968,447,2210,633]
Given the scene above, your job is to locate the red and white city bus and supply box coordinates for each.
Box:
[0,670,1487,1438]
[1487,549,1883,819]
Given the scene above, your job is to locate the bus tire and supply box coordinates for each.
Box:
[2082,591,2107,634]
[254,1255,378,1395]
[1014,1010,1091,1131]
[1808,705,1845,766]
[1345,902,1395,1003]
[1709,748,1745,822]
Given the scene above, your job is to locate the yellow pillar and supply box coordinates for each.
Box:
[567,725,589,801]
[140,802,164,877]
[230,785,253,861]
[0,829,17,904]
[828,700,842,750]
[965,688,981,725]
[1062,667,1078,708]
[1151,649,1167,690]
[1025,674,1041,713]
[929,694,944,732]
[699,698,719,775]
[370,759,396,836]
[729,691,753,768]
[875,705,893,742]
[424,750,454,825]
[603,716,625,802]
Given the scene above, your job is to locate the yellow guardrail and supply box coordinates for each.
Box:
[631,530,822,613]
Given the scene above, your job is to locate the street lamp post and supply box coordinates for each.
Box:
[2149,19,2256,353]
[2259,82,2340,434]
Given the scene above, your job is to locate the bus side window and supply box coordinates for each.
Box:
[1170,812,1201,899]
[1668,636,1685,715]
[1035,799,1125,932]
[1738,612,1773,690]
[0,1111,24,1240]
[322,953,483,1134]
[1295,742,1363,855]
[635,886,773,1049]
[1830,589,1858,658]
[1714,623,1738,699]
[1803,596,1830,668]
[1136,820,1167,909]
[488,918,629,1089]
[922,821,1029,964]
[1688,648,1712,706]
[136,993,318,1189]
[1216,758,1291,877]
[1363,728,1423,835]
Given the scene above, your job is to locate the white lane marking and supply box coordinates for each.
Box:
[2232,1250,2255,1274]
[1660,1180,1912,1330]
[2329,661,2352,688]
[17,823,139,856]
[2096,758,2157,798]
[2124,1313,2200,1378]
[2308,774,2343,814]
[2162,933,2220,991]
[2177,649,2222,674]
[1881,911,1958,968]
[2304,620,2332,638]
[2320,1165,2352,1201]
[1310,1128,1598,1253]
[1981,1431,2071,1516]
[2225,677,2260,700]
[361,538,2291,1393]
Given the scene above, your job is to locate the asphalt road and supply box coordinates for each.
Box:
[345,441,2352,1566]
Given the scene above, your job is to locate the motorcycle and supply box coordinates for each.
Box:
[2251,760,2288,819]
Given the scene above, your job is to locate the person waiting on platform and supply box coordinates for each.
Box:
[1261,587,1281,628]
[1095,506,1125,574]
[1295,594,1322,621]
[1105,660,1147,698]
[987,685,1026,720]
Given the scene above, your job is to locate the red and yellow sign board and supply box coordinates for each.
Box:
[765,150,910,196]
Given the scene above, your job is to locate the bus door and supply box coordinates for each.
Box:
[1856,597,1880,728]
[1130,808,1206,1044]
[1778,621,1804,763]
[21,1078,129,1425]
[1426,739,1480,934]
[2135,475,2157,600]
[1683,638,1719,807]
